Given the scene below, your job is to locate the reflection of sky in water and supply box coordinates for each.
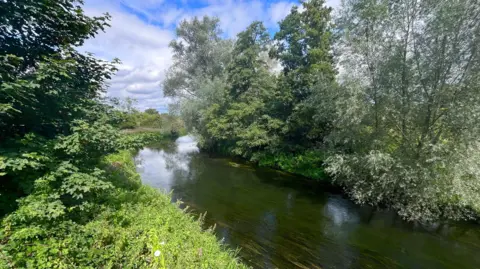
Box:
[324,196,359,226]
[218,227,230,245]
[176,135,199,155]
[135,135,199,192]
[318,196,360,269]
[285,192,295,212]
[136,136,480,269]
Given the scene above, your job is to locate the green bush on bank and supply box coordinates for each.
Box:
[257,150,327,180]
[0,150,247,268]
[114,100,186,137]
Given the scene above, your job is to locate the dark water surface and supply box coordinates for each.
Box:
[135,136,480,269]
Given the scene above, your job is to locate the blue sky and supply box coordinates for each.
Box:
[82,0,341,112]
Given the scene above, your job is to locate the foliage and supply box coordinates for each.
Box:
[270,0,337,146]
[227,21,271,97]
[258,150,326,180]
[1,151,247,269]
[0,1,243,267]
[163,16,233,99]
[201,21,284,157]
[166,0,480,222]
[144,108,159,115]
[168,4,336,158]
[324,0,480,221]
[118,132,176,150]
[112,100,186,136]
[172,2,337,157]
[0,0,117,215]
[0,0,117,139]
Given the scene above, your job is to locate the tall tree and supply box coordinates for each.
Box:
[271,0,337,146]
[202,22,282,157]
[163,16,233,99]
[272,0,335,102]
[328,0,480,221]
[227,21,270,98]
[0,0,119,219]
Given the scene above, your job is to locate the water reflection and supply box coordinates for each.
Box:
[135,135,198,192]
[136,136,480,269]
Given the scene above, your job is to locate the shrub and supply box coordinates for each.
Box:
[325,145,480,222]
[0,151,247,269]
[257,150,327,180]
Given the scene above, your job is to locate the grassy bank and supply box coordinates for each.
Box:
[0,149,247,268]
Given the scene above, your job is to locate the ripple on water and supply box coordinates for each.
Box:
[136,135,480,269]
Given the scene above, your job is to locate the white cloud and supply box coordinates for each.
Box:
[176,1,265,37]
[180,0,301,37]
[82,0,174,112]
[80,0,341,112]
[270,2,295,23]
[158,7,184,26]
[326,0,342,9]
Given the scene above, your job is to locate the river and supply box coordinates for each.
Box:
[135,136,480,268]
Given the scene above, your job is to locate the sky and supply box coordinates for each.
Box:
[81,0,341,113]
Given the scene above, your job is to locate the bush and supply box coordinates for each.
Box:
[0,150,247,268]
[325,146,480,222]
[257,150,327,180]
[115,109,186,135]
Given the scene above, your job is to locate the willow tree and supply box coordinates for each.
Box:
[163,16,234,139]
[163,16,232,99]
[327,0,480,221]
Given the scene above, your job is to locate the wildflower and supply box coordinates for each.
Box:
[154,250,161,257]
[160,241,166,245]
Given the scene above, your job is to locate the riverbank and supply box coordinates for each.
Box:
[0,136,247,268]
[136,137,480,268]
[101,150,247,268]
[205,148,336,189]
[209,148,480,227]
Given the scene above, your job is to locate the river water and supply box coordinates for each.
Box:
[135,136,480,268]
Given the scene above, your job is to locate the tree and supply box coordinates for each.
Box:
[270,0,337,146]
[163,16,233,99]
[204,22,282,157]
[327,0,480,221]
[144,108,159,115]
[227,21,270,98]
[0,0,118,215]
[0,0,110,71]
[272,0,335,101]
[0,0,116,140]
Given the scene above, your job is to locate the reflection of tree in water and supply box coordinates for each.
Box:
[137,137,480,269]
[162,151,191,175]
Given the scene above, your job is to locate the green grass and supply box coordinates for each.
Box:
[0,150,247,268]
[101,150,248,268]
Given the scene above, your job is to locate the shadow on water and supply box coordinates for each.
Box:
[135,136,480,269]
